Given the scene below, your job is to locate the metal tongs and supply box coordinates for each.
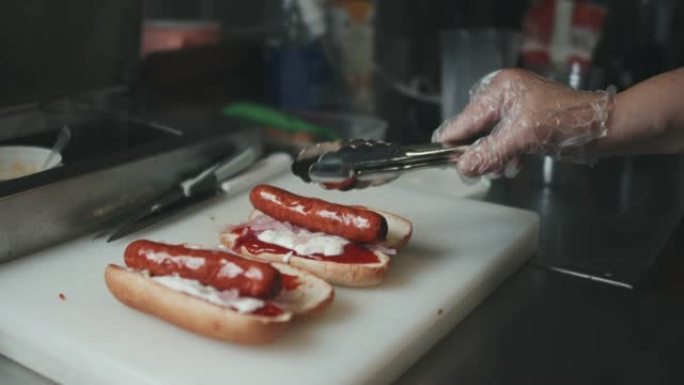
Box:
[292,138,469,190]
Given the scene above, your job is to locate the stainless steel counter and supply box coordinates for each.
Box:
[397,260,684,385]
[397,154,684,385]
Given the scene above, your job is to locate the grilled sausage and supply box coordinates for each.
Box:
[124,240,281,299]
[249,185,387,244]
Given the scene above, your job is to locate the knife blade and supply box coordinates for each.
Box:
[106,148,257,242]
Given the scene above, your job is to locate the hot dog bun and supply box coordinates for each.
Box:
[364,208,413,250]
[220,208,412,287]
[105,262,334,345]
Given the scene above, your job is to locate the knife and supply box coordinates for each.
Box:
[106,148,257,242]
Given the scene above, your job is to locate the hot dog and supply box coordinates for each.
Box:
[124,240,281,299]
[249,184,388,244]
[106,240,334,344]
[222,185,413,287]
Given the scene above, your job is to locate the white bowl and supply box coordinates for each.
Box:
[0,146,62,181]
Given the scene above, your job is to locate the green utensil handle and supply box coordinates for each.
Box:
[222,102,338,141]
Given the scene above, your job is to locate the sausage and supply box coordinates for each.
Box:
[249,184,387,244]
[124,240,281,299]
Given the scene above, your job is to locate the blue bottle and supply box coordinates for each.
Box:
[265,0,329,111]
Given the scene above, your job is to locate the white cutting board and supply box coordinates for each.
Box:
[0,175,538,385]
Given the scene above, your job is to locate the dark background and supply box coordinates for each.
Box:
[0,1,141,109]
[1,0,683,141]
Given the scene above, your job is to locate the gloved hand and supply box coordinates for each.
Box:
[432,69,616,179]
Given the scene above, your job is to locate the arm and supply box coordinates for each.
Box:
[433,68,684,178]
[598,68,684,155]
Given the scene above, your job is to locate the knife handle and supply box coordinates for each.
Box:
[180,148,257,196]
[214,148,258,182]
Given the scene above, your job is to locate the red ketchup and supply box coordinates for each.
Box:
[251,302,285,317]
[248,276,298,316]
[281,274,301,291]
[231,226,380,264]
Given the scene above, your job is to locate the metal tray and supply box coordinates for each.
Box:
[0,112,260,262]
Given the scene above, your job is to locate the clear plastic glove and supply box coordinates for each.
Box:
[432,69,616,180]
